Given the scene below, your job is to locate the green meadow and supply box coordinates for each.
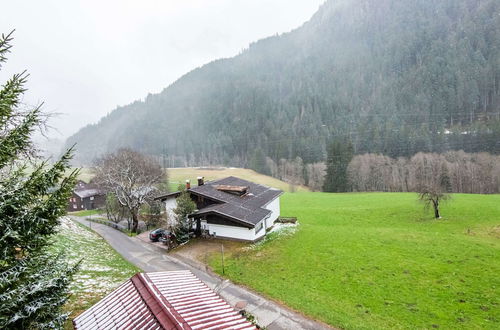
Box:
[209,193,500,329]
[167,167,310,193]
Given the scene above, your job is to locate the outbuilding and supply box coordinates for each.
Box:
[67,180,105,212]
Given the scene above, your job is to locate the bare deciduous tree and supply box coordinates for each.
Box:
[418,185,450,219]
[94,148,165,233]
[306,162,326,191]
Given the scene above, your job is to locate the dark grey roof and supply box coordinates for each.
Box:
[189,176,282,227]
[74,189,102,199]
[192,204,271,228]
[154,191,182,201]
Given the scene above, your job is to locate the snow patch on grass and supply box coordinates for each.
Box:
[244,222,299,251]
[72,276,122,293]
[268,222,299,235]
[54,216,140,323]
[59,216,95,240]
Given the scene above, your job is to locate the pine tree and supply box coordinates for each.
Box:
[323,139,354,192]
[0,32,79,329]
[173,187,196,244]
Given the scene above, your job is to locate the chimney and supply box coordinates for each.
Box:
[185,179,191,189]
[197,176,204,186]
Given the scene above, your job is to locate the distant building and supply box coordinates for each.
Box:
[73,270,256,329]
[155,176,283,242]
[67,180,105,212]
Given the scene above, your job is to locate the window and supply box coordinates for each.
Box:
[73,204,77,209]
[90,196,94,200]
[255,221,263,233]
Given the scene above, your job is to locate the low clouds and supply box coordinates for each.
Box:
[0,0,324,138]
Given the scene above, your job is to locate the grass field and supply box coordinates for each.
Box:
[75,167,94,183]
[52,218,140,328]
[68,209,101,217]
[168,167,309,192]
[71,166,308,193]
[208,193,500,329]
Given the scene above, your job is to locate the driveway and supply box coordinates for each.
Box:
[71,216,331,330]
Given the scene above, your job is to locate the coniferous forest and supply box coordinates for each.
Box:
[66,0,500,190]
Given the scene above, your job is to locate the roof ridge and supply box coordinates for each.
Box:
[131,273,190,330]
[74,271,256,330]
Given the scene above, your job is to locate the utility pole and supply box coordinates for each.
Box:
[221,244,225,275]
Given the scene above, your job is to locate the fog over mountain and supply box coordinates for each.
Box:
[1,0,324,140]
[65,0,500,166]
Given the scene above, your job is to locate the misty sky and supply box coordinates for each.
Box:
[0,0,325,140]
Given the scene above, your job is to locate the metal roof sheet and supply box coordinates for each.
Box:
[73,270,256,330]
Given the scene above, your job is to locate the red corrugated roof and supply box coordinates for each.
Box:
[73,270,256,330]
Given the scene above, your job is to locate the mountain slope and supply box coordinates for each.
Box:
[66,0,500,165]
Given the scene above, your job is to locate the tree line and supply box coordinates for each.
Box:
[348,151,500,194]
[265,149,500,194]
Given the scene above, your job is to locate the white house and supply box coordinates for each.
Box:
[155,176,283,242]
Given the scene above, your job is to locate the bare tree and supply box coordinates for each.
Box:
[306,162,326,191]
[347,151,500,194]
[94,148,165,233]
[418,185,450,219]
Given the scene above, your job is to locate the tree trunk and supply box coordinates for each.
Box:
[131,208,139,233]
[433,200,440,219]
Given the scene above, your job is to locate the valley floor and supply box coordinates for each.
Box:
[206,192,500,329]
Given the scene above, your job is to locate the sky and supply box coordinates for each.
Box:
[0,0,325,141]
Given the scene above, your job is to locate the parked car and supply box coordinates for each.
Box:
[149,228,166,242]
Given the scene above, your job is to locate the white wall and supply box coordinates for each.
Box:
[254,220,266,240]
[263,197,280,229]
[207,223,259,241]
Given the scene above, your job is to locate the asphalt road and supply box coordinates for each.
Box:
[71,216,331,330]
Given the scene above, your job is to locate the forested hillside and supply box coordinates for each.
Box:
[66,0,500,167]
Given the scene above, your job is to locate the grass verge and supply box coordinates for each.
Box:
[52,217,140,328]
[68,209,102,217]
